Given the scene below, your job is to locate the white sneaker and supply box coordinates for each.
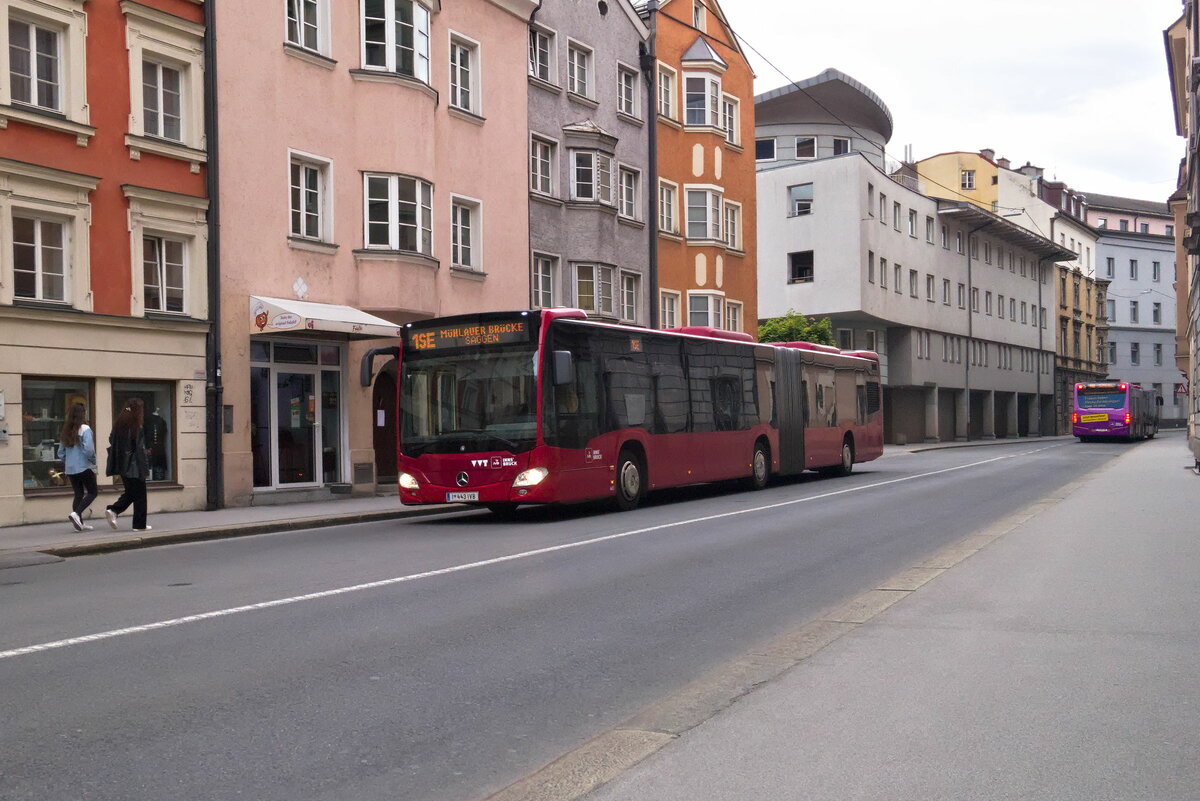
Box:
[69,512,83,532]
[105,508,118,529]
[133,525,153,532]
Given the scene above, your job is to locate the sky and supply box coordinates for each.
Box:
[725,0,1183,202]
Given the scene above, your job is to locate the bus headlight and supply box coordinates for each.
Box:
[398,472,420,490]
[512,467,548,487]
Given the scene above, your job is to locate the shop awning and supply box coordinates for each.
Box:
[249,296,402,340]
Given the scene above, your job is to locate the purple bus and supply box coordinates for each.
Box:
[1073,382,1161,442]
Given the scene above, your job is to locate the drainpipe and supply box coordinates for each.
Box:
[640,1,660,328]
[203,0,223,510]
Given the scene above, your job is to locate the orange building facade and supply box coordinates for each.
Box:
[644,0,757,335]
[0,0,211,526]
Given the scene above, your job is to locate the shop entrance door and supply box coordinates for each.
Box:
[276,371,318,486]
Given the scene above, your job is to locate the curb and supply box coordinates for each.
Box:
[33,504,469,559]
[905,435,1074,454]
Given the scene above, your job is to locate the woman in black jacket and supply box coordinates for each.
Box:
[105,398,151,531]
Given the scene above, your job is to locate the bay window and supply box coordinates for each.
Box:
[364,173,433,254]
[576,263,614,315]
[362,0,431,82]
[683,73,720,127]
[685,188,722,241]
[688,293,723,327]
[571,151,613,204]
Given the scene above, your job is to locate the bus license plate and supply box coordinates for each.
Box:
[446,491,479,502]
[1080,413,1108,423]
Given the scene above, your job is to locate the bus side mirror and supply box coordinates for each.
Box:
[553,350,575,385]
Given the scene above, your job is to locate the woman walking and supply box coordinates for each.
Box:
[57,402,97,532]
[105,398,152,531]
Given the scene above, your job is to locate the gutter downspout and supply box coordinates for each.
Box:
[203,0,223,510]
[641,1,660,329]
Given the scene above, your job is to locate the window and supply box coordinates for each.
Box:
[961,169,976,190]
[1130,259,1138,280]
[364,173,433,254]
[1166,224,1175,236]
[660,291,680,328]
[879,258,888,289]
[788,251,813,284]
[1105,257,1114,278]
[1119,219,1129,231]
[1009,298,1016,319]
[942,278,951,305]
[1140,222,1149,233]
[576,263,614,315]
[620,273,639,322]
[998,294,1005,318]
[1129,301,1139,324]
[725,301,743,332]
[956,231,963,253]
[567,42,591,97]
[724,201,741,250]
[8,16,60,111]
[720,95,738,144]
[1097,217,1108,229]
[879,193,887,222]
[1130,342,1140,365]
[985,290,993,315]
[908,209,917,237]
[795,136,816,159]
[908,269,917,298]
[1021,301,1028,323]
[450,198,479,270]
[528,26,553,82]
[289,156,326,240]
[287,0,323,52]
[12,215,67,302]
[1152,261,1161,282]
[1040,307,1046,328]
[868,251,875,283]
[532,253,555,307]
[892,201,901,230]
[530,136,555,195]
[925,216,934,243]
[20,377,91,492]
[971,287,979,312]
[684,73,720,127]
[688,293,723,327]
[111,381,175,483]
[754,138,775,161]
[941,225,948,248]
[832,137,850,156]
[659,181,678,234]
[1106,298,1116,321]
[958,283,966,309]
[868,184,875,217]
[1154,343,1163,365]
[836,329,853,350]
[984,241,992,263]
[618,65,639,117]
[893,263,901,293]
[693,0,704,29]
[363,0,431,82]
[970,237,978,258]
[448,36,478,114]
[788,183,813,216]
[142,235,185,313]
[658,64,676,118]
[142,60,182,142]
[571,151,613,204]
[1153,302,1162,324]
[925,274,935,302]
[686,188,722,240]
[619,167,640,219]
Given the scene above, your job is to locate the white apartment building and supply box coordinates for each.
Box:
[757,153,1073,443]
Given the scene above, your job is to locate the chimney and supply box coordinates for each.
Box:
[979,148,995,161]
[1018,162,1044,179]
[997,157,1011,169]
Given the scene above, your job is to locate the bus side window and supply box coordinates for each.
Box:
[711,376,740,431]
[857,384,867,425]
[866,381,881,415]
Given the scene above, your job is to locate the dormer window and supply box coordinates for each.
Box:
[683,73,720,127]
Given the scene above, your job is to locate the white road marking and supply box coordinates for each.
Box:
[0,445,1066,662]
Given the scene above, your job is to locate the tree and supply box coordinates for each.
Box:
[757,310,836,346]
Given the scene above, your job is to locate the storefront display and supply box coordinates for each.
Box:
[21,378,91,491]
[112,381,174,482]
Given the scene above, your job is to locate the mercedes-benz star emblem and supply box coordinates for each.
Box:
[456,472,470,487]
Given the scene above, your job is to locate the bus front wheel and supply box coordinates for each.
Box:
[615,448,645,511]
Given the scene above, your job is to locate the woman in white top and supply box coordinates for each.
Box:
[56,402,97,532]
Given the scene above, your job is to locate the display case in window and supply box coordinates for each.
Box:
[21,378,91,491]
[113,381,175,482]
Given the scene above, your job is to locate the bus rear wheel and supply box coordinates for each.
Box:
[747,441,770,490]
[824,437,854,477]
[615,448,645,511]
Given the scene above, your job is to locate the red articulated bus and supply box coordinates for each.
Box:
[396,309,883,513]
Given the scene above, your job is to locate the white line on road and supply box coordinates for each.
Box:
[0,445,1066,662]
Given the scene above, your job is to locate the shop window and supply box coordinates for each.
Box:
[21,377,91,492]
[113,381,174,482]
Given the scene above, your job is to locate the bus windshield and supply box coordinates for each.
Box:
[1077,390,1126,410]
[401,345,538,456]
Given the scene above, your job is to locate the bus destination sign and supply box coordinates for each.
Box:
[409,320,529,351]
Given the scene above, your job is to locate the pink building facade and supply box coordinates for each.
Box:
[216,0,536,505]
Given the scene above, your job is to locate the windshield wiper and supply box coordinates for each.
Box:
[448,429,520,451]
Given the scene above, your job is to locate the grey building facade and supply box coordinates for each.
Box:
[526,0,652,325]
[1087,193,1184,425]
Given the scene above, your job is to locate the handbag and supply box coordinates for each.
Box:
[105,443,117,477]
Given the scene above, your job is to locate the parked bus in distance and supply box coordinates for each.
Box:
[1073,381,1161,442]
[392,309,884,513]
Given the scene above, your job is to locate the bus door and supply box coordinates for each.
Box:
[775,349,806,475]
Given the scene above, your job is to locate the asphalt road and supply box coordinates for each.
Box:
[0,440,1132,801]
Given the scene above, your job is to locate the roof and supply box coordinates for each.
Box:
[681,36,727,67]
[754,68,893,142]
[633,0,747,61]
[935,201,1078,262]
[1079,191,1171,217]
[917,150,998,168]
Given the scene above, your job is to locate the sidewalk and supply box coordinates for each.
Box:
[0,494,462,562]
[887,433,1074,455]
[580,435,1200,800]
